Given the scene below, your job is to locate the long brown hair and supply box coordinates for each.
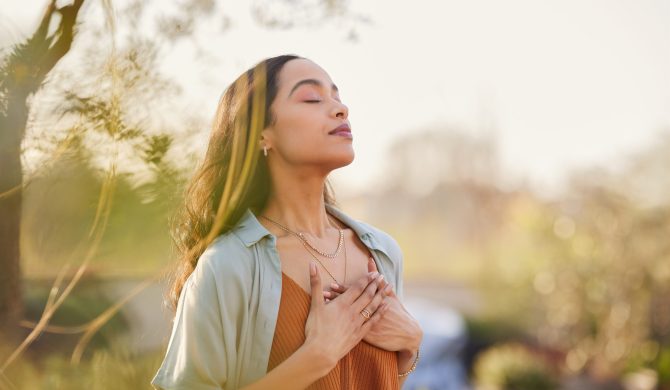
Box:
[166,54,339,311]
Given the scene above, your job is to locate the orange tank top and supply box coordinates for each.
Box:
[267,272,399,389]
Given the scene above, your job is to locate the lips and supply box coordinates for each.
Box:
[329,124,351,135]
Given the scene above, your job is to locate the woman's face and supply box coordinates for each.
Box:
[262,58,354,172]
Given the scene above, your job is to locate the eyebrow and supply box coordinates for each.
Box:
[288,78,339,98]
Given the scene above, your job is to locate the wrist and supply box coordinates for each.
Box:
[299,341,336,377]
[397,347,420,378]
[400,327,423,356]
[398,348,417,369]
[398,330,422,371]
[399,347,417,359]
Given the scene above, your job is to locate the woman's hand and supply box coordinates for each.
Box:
[325,258,423,356]
[302,262,387,372]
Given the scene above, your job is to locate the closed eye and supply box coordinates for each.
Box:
[304,100,322,103]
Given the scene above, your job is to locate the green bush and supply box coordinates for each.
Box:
[21,275,129,357]
[2,343,164,390]
[473,342,559,390]
[657,347,670,388]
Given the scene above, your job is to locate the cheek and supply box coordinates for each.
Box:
[286,108,320,131]
[276,112,324,145]
[273,125,320,158]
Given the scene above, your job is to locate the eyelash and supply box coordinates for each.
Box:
[305,98,341,103]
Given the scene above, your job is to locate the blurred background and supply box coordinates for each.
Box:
[1,0,669,389]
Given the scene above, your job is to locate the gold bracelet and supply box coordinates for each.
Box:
[398,348,420,378]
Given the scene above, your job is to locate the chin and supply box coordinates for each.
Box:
[337,150,355,166]
[326,150,355,170]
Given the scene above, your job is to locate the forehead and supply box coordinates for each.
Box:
[277,59,334,93]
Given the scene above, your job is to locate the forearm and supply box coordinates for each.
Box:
[240,343,333,390]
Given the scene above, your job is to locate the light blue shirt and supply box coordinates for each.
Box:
[151,203,404,390]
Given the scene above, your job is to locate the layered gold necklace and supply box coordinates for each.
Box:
[259,213,347,285]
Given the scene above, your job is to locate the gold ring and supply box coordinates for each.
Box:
[360,308,372,320]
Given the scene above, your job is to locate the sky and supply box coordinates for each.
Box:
[2,0,669,197]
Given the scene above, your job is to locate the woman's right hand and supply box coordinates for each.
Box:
[302,262,386,371]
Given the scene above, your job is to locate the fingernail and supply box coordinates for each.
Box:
[331,283,339,289]
[310,262,316,276]
[385,284,392,293]
[323,291,331,297]
[379,275,384,283]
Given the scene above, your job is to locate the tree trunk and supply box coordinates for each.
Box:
[0,0,84,342]
[0,99,25,341]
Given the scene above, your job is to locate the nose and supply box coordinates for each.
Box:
[333,101,348,119]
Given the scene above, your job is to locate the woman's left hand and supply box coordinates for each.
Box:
[324,258,423,354]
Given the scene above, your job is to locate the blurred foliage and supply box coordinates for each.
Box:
[21,276,129,356]
[366,127,670,385]
[473,342,559,390]
[3,0,365,388]
[1,342,163,390]
[11,1,201,281]
[655,347,670,388]
[21,129,185,278]
[3,0,667,387]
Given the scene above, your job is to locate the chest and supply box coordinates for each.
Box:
[275,228,375,294]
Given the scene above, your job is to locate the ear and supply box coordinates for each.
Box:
[259,129,274,148]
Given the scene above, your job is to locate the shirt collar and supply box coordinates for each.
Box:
[232,203,378,250]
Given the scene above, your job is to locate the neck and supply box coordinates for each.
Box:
[259,167,337,239]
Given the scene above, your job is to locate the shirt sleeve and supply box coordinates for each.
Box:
[395,241,405,302]
[151,259,230,390]
[385,231,405,302]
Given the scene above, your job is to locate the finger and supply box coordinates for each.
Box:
[359,301,386,334]
[328,291,342,299]
[381,282,393,296]
[367,256,378,273]
[360,282,386,320]
[353,273,382,312]
[342,271,379,304]
[374,274,389,296]
[309,262,323,309]
[377,274,386,290]
[323,290,343,300]
[343,270,386,301]
[384,283,396,297]
[372,300,388,318]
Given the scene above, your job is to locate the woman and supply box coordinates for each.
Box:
[151,54,423,390]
